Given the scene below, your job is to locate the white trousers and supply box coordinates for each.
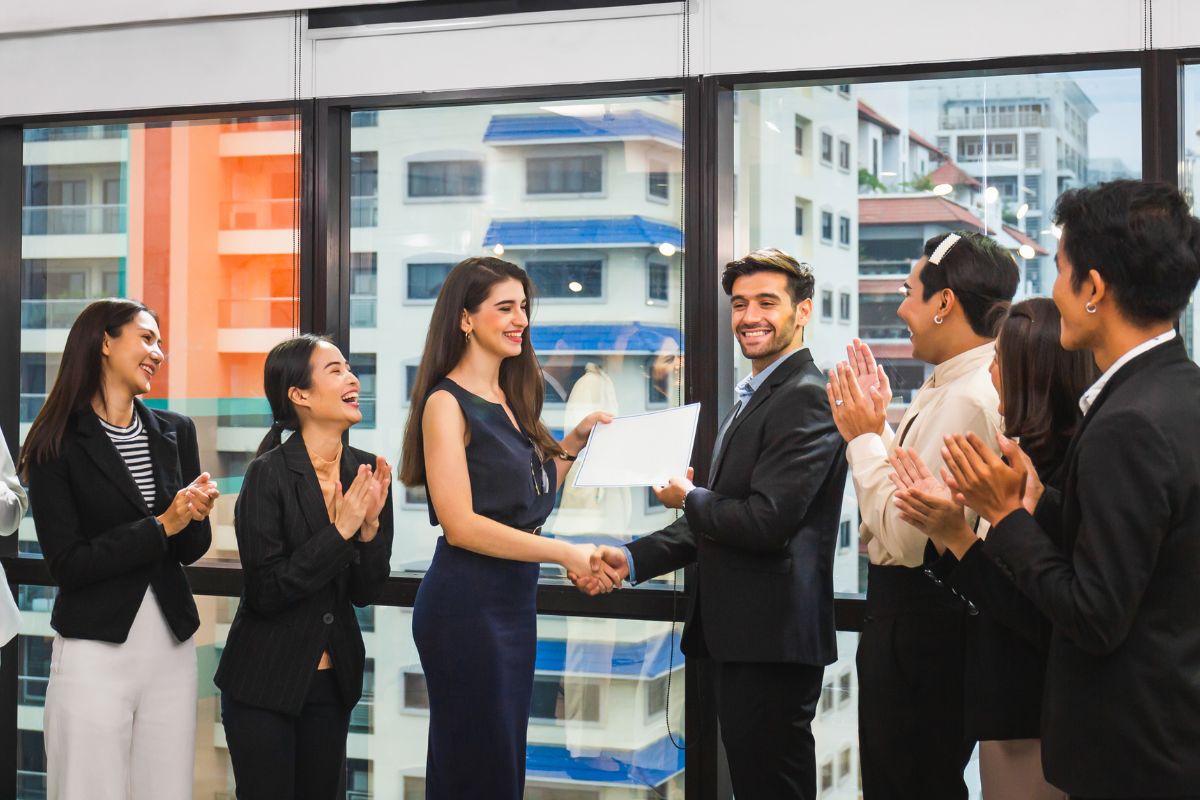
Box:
[980,739,1067,800]
[45,589,197,800]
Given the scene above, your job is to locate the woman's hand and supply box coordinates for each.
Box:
[560,543,620,593]
[334,465,380,540]
[562,411,614,458]
[942,432,1027,525]
[828,359,890,442]
[157,472,220,535]
[359,456,392,542]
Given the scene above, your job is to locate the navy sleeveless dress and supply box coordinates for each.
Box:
[411,378,557,799]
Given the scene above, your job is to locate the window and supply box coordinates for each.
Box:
[820,211,833,243]
[839,519,851,550]
[794,115,809,155]
[407,261,455,301]
[820,131,834,165]
[647,258,669,304]
[350,353,377,429]
[837,138,851,171]
[838,748,853,784]
[407,159,484,198]
[526,155,603,194]
[794,201,806,236]
[837,84,851,97]
[526,258,603,299]
[350,253,378,328]
[646,673,670,717]
[838,670,852,708]
[1024,131,1040,165]
[530,674,602,723]
[346,759,371,799]
[1025,174,1041,207]
[647,160,669,201]
[839,291,852,321]
[821,290,834,320]
[403,671,430,710]
[351,659,375,733]
[820,761,834,794]
[18,637,51,707]
[988,134,1018,159]
[350,151,378,227]
[350,110,378,127]
[838,215,851,247]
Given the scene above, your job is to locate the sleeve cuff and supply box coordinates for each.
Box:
[620,545,637,585]
[846,432,888,466]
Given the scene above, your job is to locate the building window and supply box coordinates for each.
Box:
[1025,174,1041,208]
[838,748,853,784]
[820,681,834,714]
[838,215,851,247]
[346,759,371,799]
[1024,132,1040,166]
[821,760,835,794]
[837,84,851,97]
[647,160,669,201]
[407,262,455,301]
[794,115,809,155]
[839,292,852,321]
[839,519,851,550]
[820,131,834,165]
[350,110,378,127]
[837,670,852,709]
[350,151,378,228]
[403,671,429,710]
[350,252,377,328]
[350,353,376,429]
[526,259,603,299]
[404,484,427,507]
[350,659,375,733]
[646,674,669,717]
[526,155,602,195]
[530,674,602,723]
[18,636,52,707]
[837,139,851,171]
[988,135,1018,159]
[820,211,833,243]
[821,290,834,320]
[794,203,804,236]
[647,258,669,304]
[407,159,484,198]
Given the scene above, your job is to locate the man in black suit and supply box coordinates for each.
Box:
[943,181,1200,799]
[572,248,848,799]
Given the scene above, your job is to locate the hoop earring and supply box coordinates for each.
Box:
[464,330,473,341]
[933,315,944,325]
[1085,302,1098,314]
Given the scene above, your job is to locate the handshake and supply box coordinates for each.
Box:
[566,545,631,596]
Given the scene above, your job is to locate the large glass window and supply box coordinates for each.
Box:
[18,115,301,563]
[1180,63,1200,360]
[407,159,484,199]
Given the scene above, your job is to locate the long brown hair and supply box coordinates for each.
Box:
[996,298,1097,476]
[18,298,158,477]
[400,257,558,486]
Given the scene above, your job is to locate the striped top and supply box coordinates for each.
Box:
[99,413,156,508]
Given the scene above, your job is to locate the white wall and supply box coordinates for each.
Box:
[1,0,1196,118]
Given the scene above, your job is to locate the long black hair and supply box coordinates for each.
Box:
[19,298,157,477]
[255,334,334,457]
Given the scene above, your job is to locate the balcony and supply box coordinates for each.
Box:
[21,298,93,329]
[220,198,297,231]
[350,196,378,228]
[22,204,125,235]
[940,111,1049,130]
[218,297,296,330]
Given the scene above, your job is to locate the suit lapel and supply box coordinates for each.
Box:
[74,410,151,516]
[283,433,337,536]
[140,401,181,515]
[710,349,813,485]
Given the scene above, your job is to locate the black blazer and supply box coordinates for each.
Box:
[626,348,848,666]
[987,337,1200,797]
[27,400,212,643]
[214,433,393,716]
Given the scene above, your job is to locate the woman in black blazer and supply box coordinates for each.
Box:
[19,299,218,800]
[889,298,1095,800]
[214,334,393,800]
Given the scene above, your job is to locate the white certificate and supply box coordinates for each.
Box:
[572,404,701,488]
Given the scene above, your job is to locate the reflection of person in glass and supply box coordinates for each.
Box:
[0,426,26,648]
[645,333,683,405]
[215,335,393,800]
[19,299,218,799]
[399,257,620,800]
[574,249,849,800]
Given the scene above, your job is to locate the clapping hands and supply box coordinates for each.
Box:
[941,432,1040,526]
[157,472,220,536]
[334,460,389,541]
[888,449,977,557]
[828,339,892,441]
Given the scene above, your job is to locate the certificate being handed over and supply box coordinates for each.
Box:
[572,404,701,488]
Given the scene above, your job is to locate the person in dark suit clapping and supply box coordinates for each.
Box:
[215,334,393,800]
[940,181,1200,800]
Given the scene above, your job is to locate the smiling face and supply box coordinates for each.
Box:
[289,340,362,429]
[100,310,164,397]
[729,270,810,366]
[1051,229,1096,352]
[462,277,529,360]
[897,257,946,364]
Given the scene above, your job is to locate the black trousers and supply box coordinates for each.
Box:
[858,564,974,800]
[715,660,825,800]
[221,669,352,800]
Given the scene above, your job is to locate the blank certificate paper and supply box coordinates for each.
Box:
[572,404,701,488]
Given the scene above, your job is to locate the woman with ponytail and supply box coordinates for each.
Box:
[214,334,393,799]
[20,298,217,799]
[400,256,620,799]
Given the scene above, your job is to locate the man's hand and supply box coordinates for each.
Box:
[828,360,889,442]
[847,339,892,407]
[653,467,695,510]
[941,432,1026,525]
[569,545,630,596]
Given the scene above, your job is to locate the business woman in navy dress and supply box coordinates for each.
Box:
[400,256,619,799]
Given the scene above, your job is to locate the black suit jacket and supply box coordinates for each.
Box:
[986,337,1200,796]
[27,400,212,643]
[214,433,393,715]
[626,348,848,666]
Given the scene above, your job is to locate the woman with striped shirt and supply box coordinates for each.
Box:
[19,299,219,800]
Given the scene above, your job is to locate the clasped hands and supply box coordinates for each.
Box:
[157,473,220,536]
[334,456,392,542]
[828,339,892,441]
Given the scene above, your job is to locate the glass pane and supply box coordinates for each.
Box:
[1181,63,1200,360]
[348,96,685,579]
[18,116,301,561]
[732,69,1141,595]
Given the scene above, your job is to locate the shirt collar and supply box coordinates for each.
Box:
[930,341,995,388]
[737,347,806,404]
[1079,329,1176,414]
